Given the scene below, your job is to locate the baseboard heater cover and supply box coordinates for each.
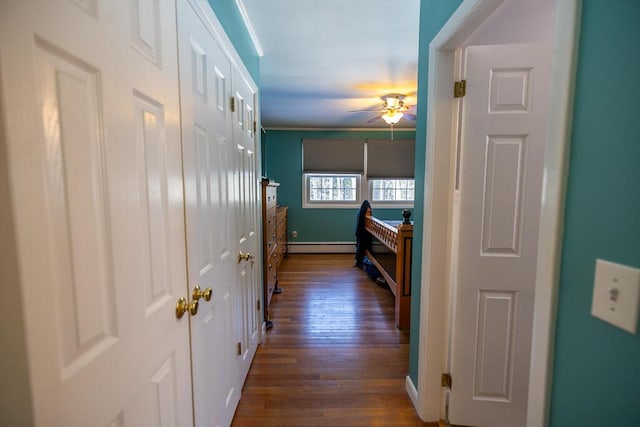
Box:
[287,242,356,254]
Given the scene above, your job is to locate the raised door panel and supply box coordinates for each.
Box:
[480,136,527,256]
[36,44,118,379]
[134,92,174,316]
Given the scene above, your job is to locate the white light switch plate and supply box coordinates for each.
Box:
[591,259,640,334]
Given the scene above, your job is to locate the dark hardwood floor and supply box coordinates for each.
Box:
[232,253,436,427]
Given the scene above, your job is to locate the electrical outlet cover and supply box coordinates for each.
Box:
[591,259,640,334]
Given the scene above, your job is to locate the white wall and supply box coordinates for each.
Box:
[466,0,555,46]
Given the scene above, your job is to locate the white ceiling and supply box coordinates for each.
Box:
[239,0,421,129]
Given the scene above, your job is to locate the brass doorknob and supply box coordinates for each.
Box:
[175,297,199,319]
[237,251,254,263]
[192,285,212,302]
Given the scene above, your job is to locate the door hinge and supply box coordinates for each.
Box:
[230,96,236,112]
[253,120,257,134]
[237,342,242,356]
[257,299,261,311]
[454,80,466,98]
[441,373,452,388]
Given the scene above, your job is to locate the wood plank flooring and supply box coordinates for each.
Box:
[231,253,436,427]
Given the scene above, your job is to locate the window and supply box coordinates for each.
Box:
[366,139,415,207]
[301,138,415,208]
[304,174,361,207]
[370,179,415,203]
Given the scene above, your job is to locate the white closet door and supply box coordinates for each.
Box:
[232,69,261,383]
[0,0,193,425]
[177,1,240,426]
[449,43,550,427]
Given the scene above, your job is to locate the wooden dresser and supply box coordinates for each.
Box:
[276,206,288,260]
[261,179,287,327]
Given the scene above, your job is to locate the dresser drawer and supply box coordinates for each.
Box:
[265,185,277,211]
[266,238,277,257]
[265,253,277,306]
[276,206,288,258]
[266,206,276,231]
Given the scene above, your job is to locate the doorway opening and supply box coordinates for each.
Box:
[411,0,580,425]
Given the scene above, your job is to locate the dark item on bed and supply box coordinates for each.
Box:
[354,200,372,267]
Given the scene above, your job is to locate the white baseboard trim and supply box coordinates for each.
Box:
[406,375,420,415]
[287,242,355,254]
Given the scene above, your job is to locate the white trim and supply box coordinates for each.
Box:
[415,0,579,424]
[234,0,264,57]
[302,173,362,209]
[406,375,419,409]
[287,242,355,254]
[368,178,416,208]
[526,1,581,426]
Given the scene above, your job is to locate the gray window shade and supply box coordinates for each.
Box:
[367,139,415,178]
[303,139,365,173]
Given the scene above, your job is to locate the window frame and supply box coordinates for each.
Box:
[302,174,415,209]
[367,178,415,209]
[302,173,363,209]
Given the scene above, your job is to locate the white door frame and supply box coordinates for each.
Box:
[408,0,582,425]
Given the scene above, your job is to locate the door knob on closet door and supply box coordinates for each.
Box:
[192,285,212,302]
[237,251,254,263]
[175,297,199,319]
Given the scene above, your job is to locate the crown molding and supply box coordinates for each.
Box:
[234,0,264,57]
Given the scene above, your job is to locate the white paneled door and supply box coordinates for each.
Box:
[232,69,261,382]
[177,1,243,426]
[449,44,550,427]
[0,0,193,425]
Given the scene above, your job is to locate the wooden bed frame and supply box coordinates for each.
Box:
[363,207,413,329]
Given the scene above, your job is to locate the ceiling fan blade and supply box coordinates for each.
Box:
[381,93,406,101]
[403,113,417,121]
[366,113,383,123]
[349,109,384,113]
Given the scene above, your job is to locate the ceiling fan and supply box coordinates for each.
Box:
[352,94,417,125]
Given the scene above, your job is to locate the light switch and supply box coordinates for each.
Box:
[591,259,640,334]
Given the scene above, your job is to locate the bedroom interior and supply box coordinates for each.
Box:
[1,0,638,426]
[243,0,639,426]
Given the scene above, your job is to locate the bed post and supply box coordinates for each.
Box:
[395,211,413,329]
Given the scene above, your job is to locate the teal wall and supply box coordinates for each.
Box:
[263,130,416,243]
[549,1,640,425]
[408,0,463,384]
[409,0,640,424]
[206,0,260,83]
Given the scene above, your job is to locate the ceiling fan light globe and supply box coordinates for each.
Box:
[384,96,401,109]
[382,111,403,125]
